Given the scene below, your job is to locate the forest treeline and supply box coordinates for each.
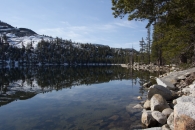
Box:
[0,35,137,65]
[112,0,195,65]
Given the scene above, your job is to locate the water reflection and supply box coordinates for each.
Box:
[0,66,161,130]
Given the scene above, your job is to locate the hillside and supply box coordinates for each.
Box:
[0,20,137,66]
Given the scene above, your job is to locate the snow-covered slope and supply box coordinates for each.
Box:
[7,34,54,48]
[0,21,55,48]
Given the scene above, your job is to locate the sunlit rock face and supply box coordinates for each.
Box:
[150,94,170,112]
[174,96,195,130]
[147,85,173,101]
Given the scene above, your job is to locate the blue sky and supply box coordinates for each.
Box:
[0,0,148,50]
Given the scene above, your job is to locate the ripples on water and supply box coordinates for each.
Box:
[0,66,161,130]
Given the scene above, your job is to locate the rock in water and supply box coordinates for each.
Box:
[109,115,119,121]
[143,82,152,88]
[152,111,167,125]
[137,96,142,100]
[174,96,195,130]
[141,110,157,127]
[148,85,172,101]
[150,94,170,112]
[143,100,151,110]
[133,104,143,109]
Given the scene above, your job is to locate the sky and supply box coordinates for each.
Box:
[0,0,148,50]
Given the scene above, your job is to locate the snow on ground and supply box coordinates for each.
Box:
[72,43,82,48]
[8,34,54,48]
[6,33,16,38]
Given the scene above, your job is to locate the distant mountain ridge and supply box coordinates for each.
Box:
[0,20,137,66]
[0,21,37,36]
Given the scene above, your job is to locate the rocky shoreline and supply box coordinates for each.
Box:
[134,67,195,130]
[131,62,180,72]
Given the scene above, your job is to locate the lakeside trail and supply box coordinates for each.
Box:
[133,67,195,130]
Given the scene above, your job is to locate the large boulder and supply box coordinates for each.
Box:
[162,124,171,130]
[189,91,195,97]
[156,78,176,90]
[133,104,143,109]
[174,96,195,130]
[167,112,174,130]
[143,100,151,110]
[152,111,167,125]
[189,83,195,89]
[151,94,170,112]
[148,85,172,101]
[177,75,186,80]
[141,110,157,127]
[182,88,195,97]
[162,108,173,118]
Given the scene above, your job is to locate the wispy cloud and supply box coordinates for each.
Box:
[37,21,118,44]
[37,20,146,49]
[114,20,138,28]
[60,21,70,26]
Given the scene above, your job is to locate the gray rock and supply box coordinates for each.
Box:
[172,99,177,105]
[133,104,143,109]
[177,75,186,80]
[162,124,171,130]
[167,112,174,130]
[189,83,195,89]
[143,127,162,130]
[162,108,173,118]
[109,115,119,121]
[148,85,173,101]
[174,96,195,130]
[137,96,142,100]
[176,96,195,104]
[144,100,151,110]
[151,94,170,112]
[182,88,191,94]
[150,76,155,79]
[152,111,167,125]
[189,91,195,97]
[184,72,191,77]
[143,82,152,88]
[141,110,157,127]
[156,78,176,90]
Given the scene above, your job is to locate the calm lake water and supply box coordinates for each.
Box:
[0,66,159,130]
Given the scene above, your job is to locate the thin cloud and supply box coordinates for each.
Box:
[114,20,137,28]
[37,22,117,43]
[37,20,146,49]
[60,21,70,26]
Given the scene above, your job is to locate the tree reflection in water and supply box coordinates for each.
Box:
[0,66,161,107]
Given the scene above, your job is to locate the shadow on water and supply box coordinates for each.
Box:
[0,66,162,130]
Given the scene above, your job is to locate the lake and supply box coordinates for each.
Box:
[0,66,159,130]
